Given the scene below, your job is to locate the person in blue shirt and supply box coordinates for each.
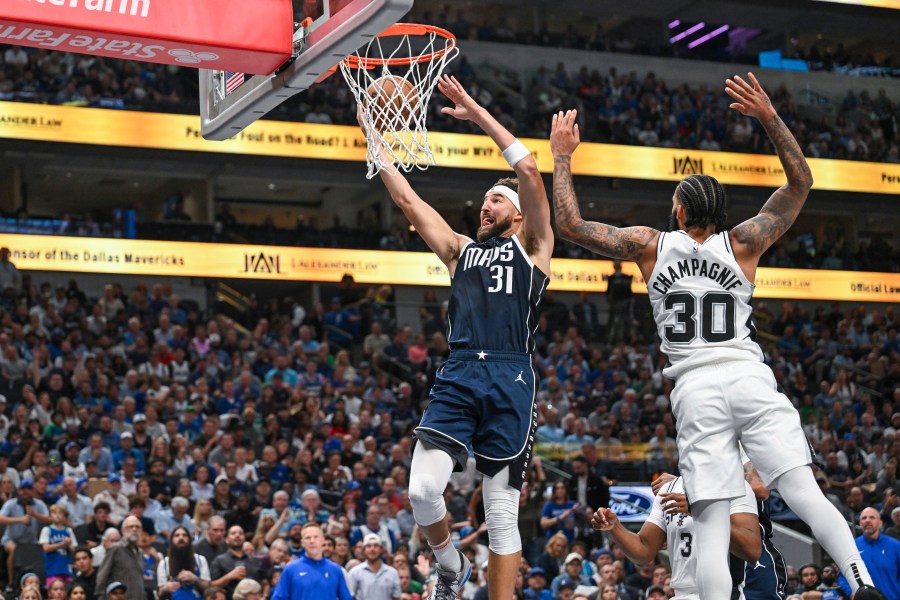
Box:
[839,507,900,600]
[44,452,66,502]
[523,567,553,600]
[264,356,300,387]
[540,480,579,542]
[40,504,77,586]
[270,522,351,600]
[111,432,145,473]
[535,409,566,444]
[78,434,114,476]
[214,381,244,418]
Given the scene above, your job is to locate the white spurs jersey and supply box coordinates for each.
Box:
[646,477,757,596]
[647,231,763,379]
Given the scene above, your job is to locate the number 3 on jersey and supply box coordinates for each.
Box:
[664,292,736,343]
[489,265,514,294]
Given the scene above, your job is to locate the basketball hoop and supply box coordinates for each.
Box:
[339,23,458,179]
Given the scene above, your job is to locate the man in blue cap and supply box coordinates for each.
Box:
[93,475,130,526]
[104,581,127,599]
[524,567,551,600]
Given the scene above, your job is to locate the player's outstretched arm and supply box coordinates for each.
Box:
[551,111,658,265]
[358,108,467,270]
[726,73,814,260]
[592,508,664,565]
[439,76,553,266]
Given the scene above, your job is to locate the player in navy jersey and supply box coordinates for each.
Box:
[726,457,788,600]
[360,75,553,600]
[550,77,885,600]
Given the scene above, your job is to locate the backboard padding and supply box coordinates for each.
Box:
[200,0,413,141]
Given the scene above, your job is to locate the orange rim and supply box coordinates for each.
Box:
[342,23,457,70]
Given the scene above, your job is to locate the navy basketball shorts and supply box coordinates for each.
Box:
[413,350,538,490]
[740,541,787,600]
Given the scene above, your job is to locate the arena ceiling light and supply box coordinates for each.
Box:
[669,22,706,44]
[688,24,731,48]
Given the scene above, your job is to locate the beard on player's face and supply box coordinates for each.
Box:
[476,211,515,242]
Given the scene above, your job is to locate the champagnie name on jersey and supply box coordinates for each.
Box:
[651,258,744,294]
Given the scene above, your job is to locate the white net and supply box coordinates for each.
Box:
[339,24,458,179]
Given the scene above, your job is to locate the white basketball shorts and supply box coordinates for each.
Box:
[670,360,812,503]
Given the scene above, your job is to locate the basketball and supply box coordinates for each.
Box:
[364,75,419,131]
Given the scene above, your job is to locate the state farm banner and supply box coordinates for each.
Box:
[0,0,292,74]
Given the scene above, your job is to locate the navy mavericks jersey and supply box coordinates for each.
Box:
[730,499,787,600]
[448,234,548,354]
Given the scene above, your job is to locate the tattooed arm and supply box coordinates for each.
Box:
[726,73,814,262]
[550,111,659,270]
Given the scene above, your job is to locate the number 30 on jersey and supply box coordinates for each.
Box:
[664,292,736,343]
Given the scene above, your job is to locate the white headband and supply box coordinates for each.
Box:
[486,185,520,213]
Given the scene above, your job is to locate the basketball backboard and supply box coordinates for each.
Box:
[200,0,413,141]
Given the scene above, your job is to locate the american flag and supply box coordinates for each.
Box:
[224,71,244,94]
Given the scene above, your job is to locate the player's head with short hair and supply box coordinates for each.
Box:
[493,177,518,194]
[670,174,727,233]
[478,177,522,242]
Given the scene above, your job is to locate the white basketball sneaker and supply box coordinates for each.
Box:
[427,550,472,600]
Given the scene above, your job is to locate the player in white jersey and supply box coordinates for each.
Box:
[592,476,760,600]
[550,74,885,600]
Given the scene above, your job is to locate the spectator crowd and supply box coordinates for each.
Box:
[0,243,895,599]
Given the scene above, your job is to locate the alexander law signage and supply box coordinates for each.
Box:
[4,234,899,303]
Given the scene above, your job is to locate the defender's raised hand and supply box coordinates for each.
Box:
[725,72,776,122]
[438,75,482,121]
[550,110,580,156]
[650,472,677,496]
